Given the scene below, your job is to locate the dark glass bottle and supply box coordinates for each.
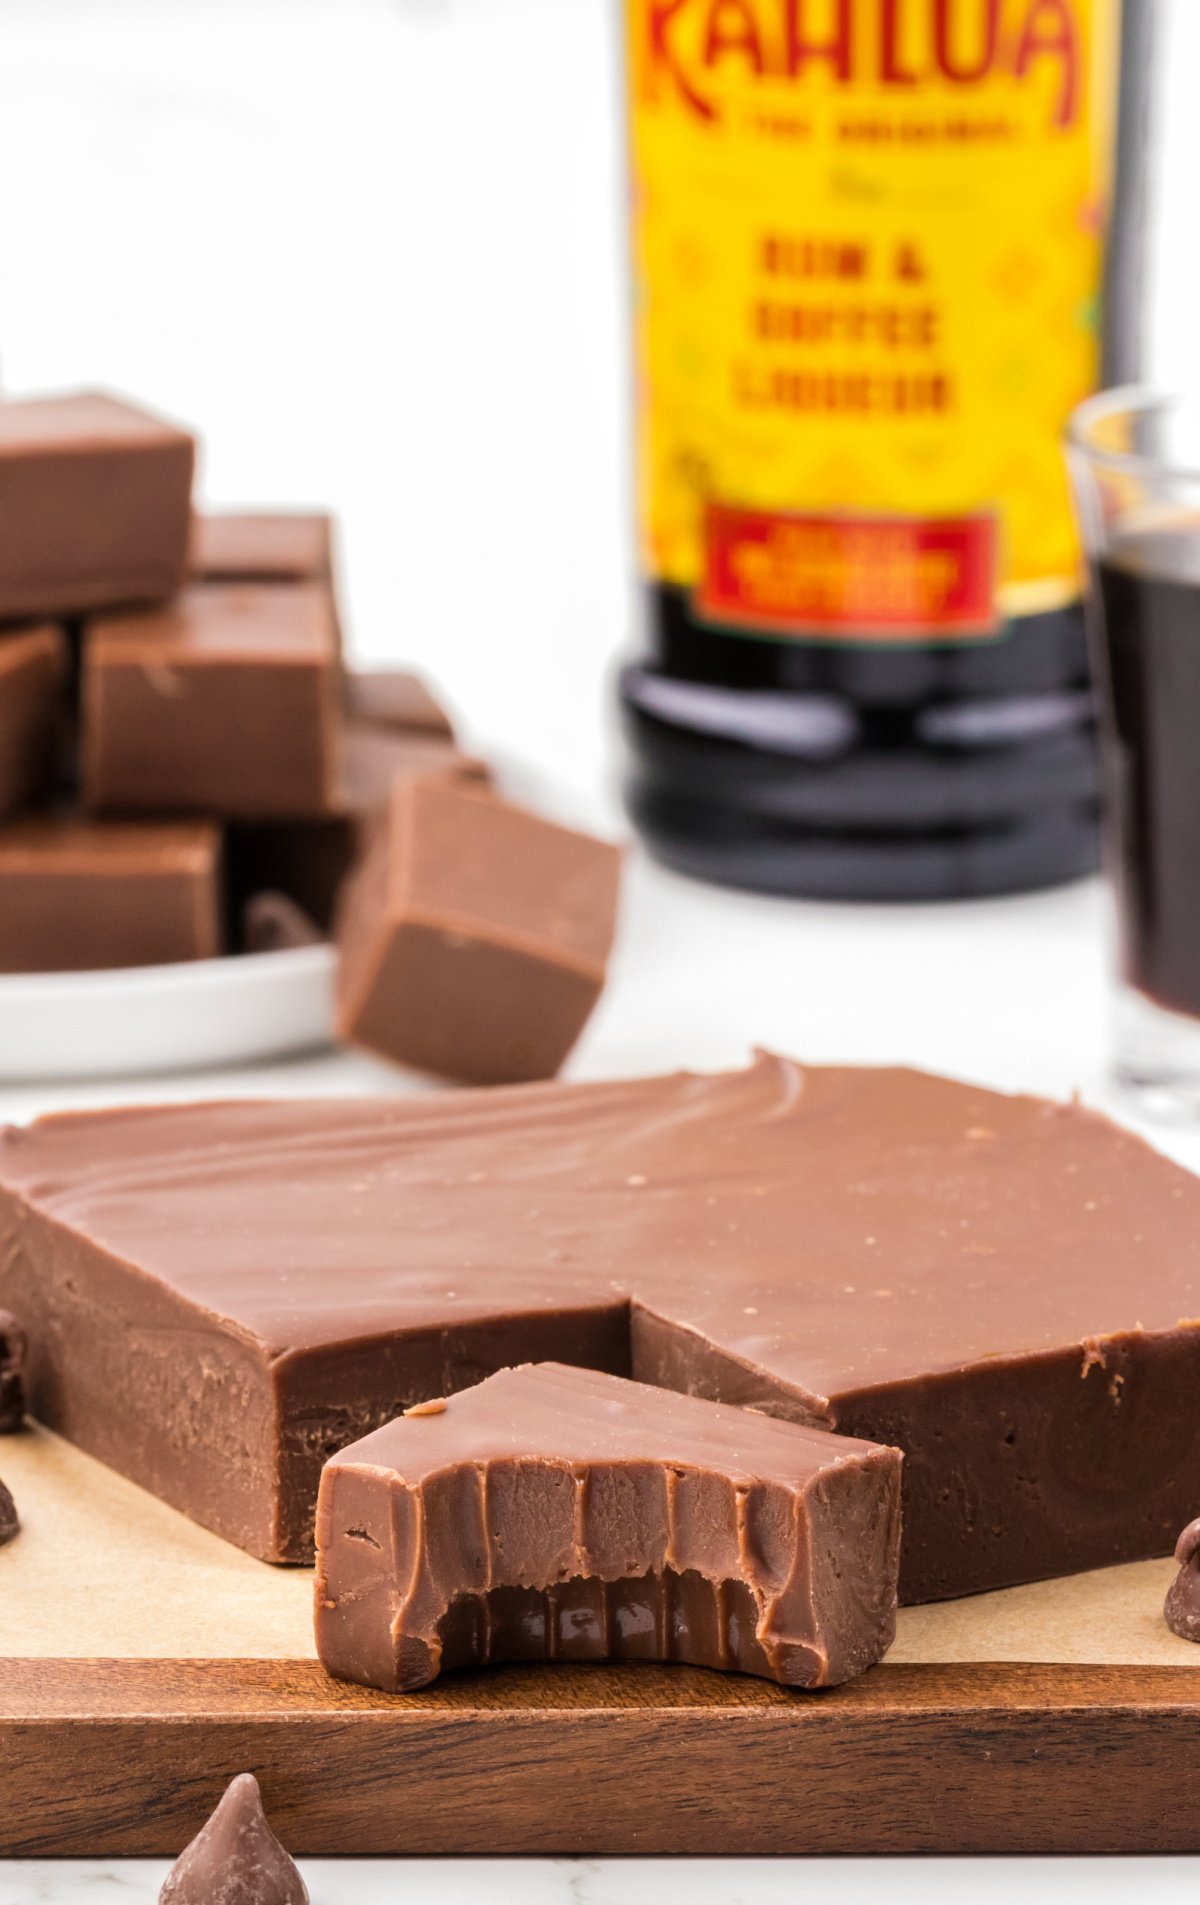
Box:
[620,0,1151,901]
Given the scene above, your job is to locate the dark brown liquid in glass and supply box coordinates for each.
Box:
[1095,533,1200,1020]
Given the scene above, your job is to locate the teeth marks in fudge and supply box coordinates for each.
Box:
[0,819,224,973]
[335,773,622,1084]
[158,1772,308,1905]
[3,1056,1200,1596]
[0,391,195,620]
[314,1362,902,1692]
[1165,1518,1200,1643]
[0,1310,27,1432]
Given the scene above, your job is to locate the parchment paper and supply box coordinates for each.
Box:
[0,1425,1195,1666]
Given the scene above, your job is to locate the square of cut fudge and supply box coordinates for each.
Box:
[189,511,344,654]
[335,776,622,1084]
[344,667,455,740]
[0,625,68,819]
[0,392,194,619]
[0,817,222,971]
[315,1362,902,1692]
[81,584,340,819]
[227,723,490,936]
[188,511,334,585]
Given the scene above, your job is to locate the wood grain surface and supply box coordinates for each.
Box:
[3,1657,1198,1857]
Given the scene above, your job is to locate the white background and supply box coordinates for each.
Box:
[2,0,1200,1897]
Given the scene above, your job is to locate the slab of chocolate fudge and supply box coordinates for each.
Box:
[345,668,455,740]
[0,392,194,619]
[315,1361,902,1692]
[0,818,222,971]
[3,1057,1200,1598]
[81,584,340,819]
[225,724,489,934]
[0,625,67,818]
[335,775,622,1083]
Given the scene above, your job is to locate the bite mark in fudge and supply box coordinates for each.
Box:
[0,625,67,819]
[0,1310,27,1432]
[225,724,489,932]
[335,775,622,1084]
[0,391,194,619]
[315,1362,902,1692]
[0,818,223,972]
[81,584,340,819]
[1165,1518,1200,1643]
[4,1057,1200,1596]
[159,1772,308,1905]
[345,667,455,740]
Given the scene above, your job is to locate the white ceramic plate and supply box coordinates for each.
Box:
[0,944,336,1082]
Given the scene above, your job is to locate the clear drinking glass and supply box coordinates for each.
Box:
[1069,388,1200,1117]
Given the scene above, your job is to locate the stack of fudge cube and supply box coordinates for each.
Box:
[0,391,620,1083]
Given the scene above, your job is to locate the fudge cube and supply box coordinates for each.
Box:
[0,391,194,619]
[0,818,222,971]
[345,667,455,739]
[189,511,343,654]
[189,511,334,585]
[226,723,490,935]
[335,776,622,1084]
[82,583,340,819]
[0,625,67,818]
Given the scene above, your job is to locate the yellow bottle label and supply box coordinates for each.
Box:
[627,0,1123,640]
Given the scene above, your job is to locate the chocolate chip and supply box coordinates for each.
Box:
[159,1771,307,1905]
[1175,1517,1200,1567]
[0,1478,18,1547]
[1165,1518,1200,1643]
[0,1310,27,1434]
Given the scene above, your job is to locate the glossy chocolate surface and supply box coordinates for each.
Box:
[3,1056,1200,1592]
[0,391,194,619]
[316,1362,901,1691]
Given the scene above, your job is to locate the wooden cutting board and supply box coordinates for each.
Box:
[3,1425,1199,1858]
